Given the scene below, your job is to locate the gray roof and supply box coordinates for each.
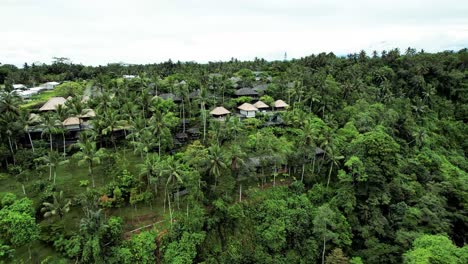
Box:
[253,84,268,92]
[315,147,325,155]
[159,93,182,102]
[235,87,258,96]
[189,89,200,99]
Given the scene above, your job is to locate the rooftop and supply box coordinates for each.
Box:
[274,99,289,108]
[238,103,258,111]
[63,117,80,126]
[235,87,259,96]
[253,100,269,109]
[39,97,67,111]
[210,106,231,116]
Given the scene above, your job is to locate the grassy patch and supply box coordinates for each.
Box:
[0,149,177,262]
[20,89,61,109]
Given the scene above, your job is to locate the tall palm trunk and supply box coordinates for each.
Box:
[63,132,66,157]
[49,134,53,152]
[89,162,95,188]
[7,136,15,165]
[202,103,207,142]
[327,162,333,187]
[168,191,173,228]
[182,99,186,133]
[53,167,57,184]
[158,134,161,157]
[28,132,35,153]
[322,237,326,264]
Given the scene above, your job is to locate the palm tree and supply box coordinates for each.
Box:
[149,109,166,157]
[225,115,244,141]
[160,156,184,226]
[73,136,106,188]
[298,120,318,182]
[137,153,161,191]
[0,91,21,116]
[198,87,209,142]
[0,112,21,165]
[175,81,190,133]
[18,110,36,153]
[35,151,63,184]
[207,144,227,188]
[324,145,344,188]
[41,191,71,219]
[55,104,69,156]
[101,110,125,150]
[41,113,60,152]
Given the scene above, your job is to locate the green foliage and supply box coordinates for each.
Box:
[0,195,40,248]
[163,231,205,264]
[54,81,84,97]
[404,234,468,264]
[112,231,157,264]
[79,180,89,187]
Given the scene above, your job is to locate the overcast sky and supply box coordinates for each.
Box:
[1,0,467,66]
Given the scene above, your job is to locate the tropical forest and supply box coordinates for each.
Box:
[0,48,467,263]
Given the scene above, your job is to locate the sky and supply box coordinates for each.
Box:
[1,0,468,66]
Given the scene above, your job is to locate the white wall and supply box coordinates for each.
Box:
[240,110,256,118]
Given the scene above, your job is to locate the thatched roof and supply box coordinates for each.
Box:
[235,87,258,96]
[63,117,80,126]
[210,106,231,116]
[39,97,67,111]
[237,103,258,111]
[274,99,289,108]
[79,109,96,118]
[253,101,269,109]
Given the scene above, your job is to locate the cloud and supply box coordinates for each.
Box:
[1,0,467,66]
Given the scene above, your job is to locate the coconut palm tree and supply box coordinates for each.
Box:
[41,113,60,152]
[137,153,161,191]
[55,104,69,156]
[298,119,318,182]
[207,144,227,188]
[101,109,125,150]
[197,87,209,142]
[149,109,166,157]
[18,110,36,153]
[35,151,63,184]
[160,156,184,226]
[41,191,71,219]
[324,145,344,188]
[73,135,106,188]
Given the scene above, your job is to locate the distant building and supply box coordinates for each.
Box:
[16,87,44,98]
[12,84,27,90]
[234,87,258,98]
[274,100,289,111]
[252,84,268,94]
[123,75,136,79]
[43,81,60,90]
[210,106,231,119]
[253,101,270,112]
[39,97,67,111]
[62,117,81,131]
[238,103,258,118]
[159,93,182,103]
